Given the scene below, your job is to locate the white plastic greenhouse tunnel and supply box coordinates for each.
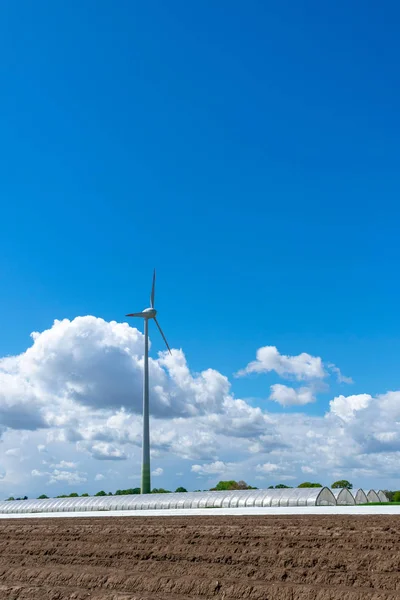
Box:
[0,487,337,514]
[0,487,388,516]
[330,488,355,505]
[366,490,380,503]
[353,489,369,504]
[376,490,389,502]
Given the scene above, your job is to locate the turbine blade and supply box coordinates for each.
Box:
[126,312,146,317]
[150,269,156,308]
[154,317,171,354]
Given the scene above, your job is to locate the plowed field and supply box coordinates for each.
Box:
[0,515,399,599]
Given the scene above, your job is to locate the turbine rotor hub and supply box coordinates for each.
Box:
[143,307,157,319]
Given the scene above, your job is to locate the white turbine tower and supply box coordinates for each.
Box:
[126,270,171,494]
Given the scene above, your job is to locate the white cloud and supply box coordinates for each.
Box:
[0,317,230,429]
[51,460,77,469]
[5,448,21,457]
[95,473,105,481]
[327,363,354,384]
[374,431,398,443]
[329,394,372,422]
[80,442,128,461]
[31,468,87,486]
[269,384,316,406]
[255,463,280,473]
[152,467,163,477]
[237,346,325,380]
[48,470,87,485]
[301,465,315,474]
[157,350,230,416]
[191,461,232,476]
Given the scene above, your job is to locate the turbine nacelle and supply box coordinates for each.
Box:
[126,269,171,355]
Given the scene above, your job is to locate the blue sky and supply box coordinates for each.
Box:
[0,1,399,494]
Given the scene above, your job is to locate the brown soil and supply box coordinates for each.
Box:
[0,515,399,599]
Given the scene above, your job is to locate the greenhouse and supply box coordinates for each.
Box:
[366,489,380,503]
[0,487,336,514]
[376,490,389,503]
[353,489,368,504]
[0,486,390,515]
[330,488,355,505]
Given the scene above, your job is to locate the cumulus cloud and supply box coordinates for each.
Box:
[329,394,372,422]
[51,460,77,469]
[21,317,144,411]
[255,462,280,473]
[207,397,271,438]
[236,346,326,380]
[5,448,21,457]
[152,467,163,477]
[269,384,316,406]
[48,470,87,485]
[0,317,230,430]
[374,431,398,443]
[301,465,315,474]
[78,442,128,461]
[32,468,87,485]
[191,461,233,476]
[157,350,230,416]
[95,473,105,481]
[0,369,48,431]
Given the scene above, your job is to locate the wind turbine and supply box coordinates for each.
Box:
[126,270,171,494]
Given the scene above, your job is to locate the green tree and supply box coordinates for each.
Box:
[275,484,292,488]
[6,496,15,501]
[95,490,107,496]
[56,494,68,498]
[69,492,79,497]
[115,488,140,495]
[37,494,49,499]
[81,493,89,497]
[393,491,400,502]
[151,488,170,493]
[212,480,256,491]
[175,487,188,493]
[331,480,353,489]
[212,480,237,491]
[298,482,322,488]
